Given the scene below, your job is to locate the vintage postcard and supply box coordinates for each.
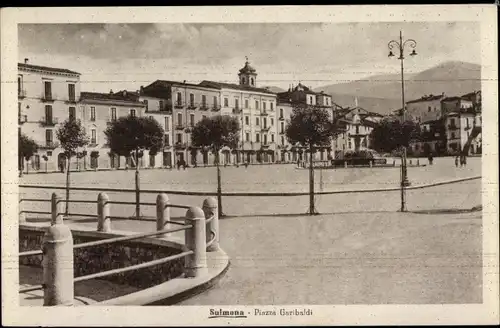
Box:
[1,5,498,326]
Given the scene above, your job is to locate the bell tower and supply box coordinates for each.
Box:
[238,56,257,87]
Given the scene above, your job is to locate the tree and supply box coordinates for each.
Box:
[56,119,90,215]
[286,106,342,215]
[19,133,39,177]
[369,119,421,154]
[104,116,164,219]
[191,115,240,218]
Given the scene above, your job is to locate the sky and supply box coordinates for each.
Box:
[18,22,481,93]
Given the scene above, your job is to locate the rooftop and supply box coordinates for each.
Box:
[238,60,257,75]
[406,94,445,104]
[18,63,80,76]
[80,90,144,104]
[198,80,275,95]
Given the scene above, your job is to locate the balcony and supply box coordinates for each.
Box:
[174,142,187,150]
[211,106,221,112]
[278,116,285,121]
[65,97,77,104]
[200,105,209,111]
[279,130,285,135]
[260,111,269,116]
[163,143,172,150]
[464,125,471,131]
[175,124,185,130]
[174,102,184,109]
[41,94,55,102]
[187,104,197,110]
[232,108,242,114]
[185,125,195,133]
[18,114,27,124]
[447,124,459,130]
[40,141,59,149]
[261,126,271,132]
[39,117,59,126]
[18,89,27,99]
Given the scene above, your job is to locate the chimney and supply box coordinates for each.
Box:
[123,90,127,97]
[24,58,29,64]
[110,89,113,94]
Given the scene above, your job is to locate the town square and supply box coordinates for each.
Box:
[10,18,489,314]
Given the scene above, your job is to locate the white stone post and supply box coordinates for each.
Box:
[184,206,207,278]
[156,193,170,237]
[97,192,111,232]
[203,197,219,252]
[43,192,74,306]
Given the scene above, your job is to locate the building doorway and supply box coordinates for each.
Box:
[163,151,172,167]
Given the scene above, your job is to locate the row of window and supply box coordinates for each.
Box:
[18,76,77,101]
[171,92,276,111]
[44,128,97,145]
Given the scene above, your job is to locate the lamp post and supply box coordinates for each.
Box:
[388,30,417,212]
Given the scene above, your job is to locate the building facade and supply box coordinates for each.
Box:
[405,93,446,123]
[79,90,148,170]
[140,60,279,166]
[18,60,81,172]
[276,83,336,163]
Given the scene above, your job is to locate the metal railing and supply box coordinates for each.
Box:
[18,191,220,306]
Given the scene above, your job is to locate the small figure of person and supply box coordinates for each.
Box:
[244,161,249,169]
[176,159,181,170]
[460,155,465,167]
[182,159,187,170]
[455,156,459,168]
[428,153,434,166]
[463,155,467,167]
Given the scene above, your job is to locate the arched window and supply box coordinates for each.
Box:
[242,77,246,84]
[250,78,254,86]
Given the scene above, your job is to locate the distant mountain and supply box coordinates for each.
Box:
[314,61,481,115]
[262,85,286,93]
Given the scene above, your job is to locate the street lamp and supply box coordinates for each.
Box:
[388,30,417,212]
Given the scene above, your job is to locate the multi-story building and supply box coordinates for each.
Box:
[276,83,336,163]
[79,90,147,169]
[198,61,278,164]
[442,91,482,155]
[140,80,219,167]
[140,59,279,166]
[405,93,446,123]
[18,59,81,172]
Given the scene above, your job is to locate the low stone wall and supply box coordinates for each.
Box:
[19,226,185,289]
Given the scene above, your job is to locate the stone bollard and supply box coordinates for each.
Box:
[369,160,373,168]
[409,159,413,165]
[43,192,74,306]
[344,161,348,169]
[156,193,170,237]
[97,192,111,232]
[417,159,420,166]
[203,197,219,252]
[51,192,64,225]
[393,160,396,167]
[184,206,207,278]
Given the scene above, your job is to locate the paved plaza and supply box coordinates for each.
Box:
[19,156,483,305]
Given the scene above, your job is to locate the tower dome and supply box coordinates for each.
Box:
[238,57,257,87]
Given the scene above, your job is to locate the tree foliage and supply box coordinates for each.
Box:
[285,106,341,148]
[56,119,89,215]
[104,116,164,158]
[19,133,39,160]
[56,119,90,156]
[369,119,421,154]
[191,115,240,152]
